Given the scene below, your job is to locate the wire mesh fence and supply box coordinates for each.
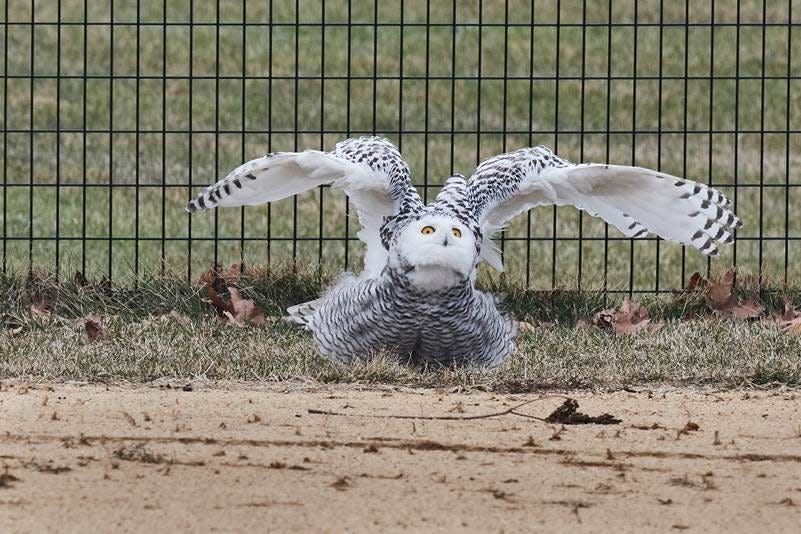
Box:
[2,0,800,292]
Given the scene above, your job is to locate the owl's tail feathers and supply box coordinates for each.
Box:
[286,298,322,329]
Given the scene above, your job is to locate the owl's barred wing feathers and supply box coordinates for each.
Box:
[186,137,423,276]
[468,146,741,271]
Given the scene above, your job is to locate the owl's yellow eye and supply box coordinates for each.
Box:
[451,228,462,238]
[421,226,435,235]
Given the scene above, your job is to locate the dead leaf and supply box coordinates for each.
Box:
[777,299,801,335]
[780,298,801,322]
[706,268,737,312]
[199,267,267,326]
[612,299,651,335]
[730,299,764,320]
[206,285,233,317]
[592,300,652,335]
[591,308,615,329]
[760,298,801,334]
[686,271,705,292]
[83,315,105,341]
[223,310,244,327]
[227,287,267,326]
[197,263,223,289]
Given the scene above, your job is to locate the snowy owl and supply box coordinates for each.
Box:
[187,136,740,367]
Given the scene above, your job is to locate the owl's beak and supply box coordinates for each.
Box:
[442,235,449,247]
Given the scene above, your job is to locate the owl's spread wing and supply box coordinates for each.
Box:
[186,136,423,276]
[468,146,741,271]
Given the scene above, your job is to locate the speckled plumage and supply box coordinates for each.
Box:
[303,269,515,367]
[188,136,740,367]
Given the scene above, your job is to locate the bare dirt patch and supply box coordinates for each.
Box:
[1,383,800,532]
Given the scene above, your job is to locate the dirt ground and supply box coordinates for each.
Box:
[1,383,800,533]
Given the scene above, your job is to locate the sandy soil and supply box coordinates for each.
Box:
[1,382,800,533]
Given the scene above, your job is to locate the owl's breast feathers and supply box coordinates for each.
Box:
[306,267,515,367]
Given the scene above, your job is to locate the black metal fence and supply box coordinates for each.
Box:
[2,0,800,292]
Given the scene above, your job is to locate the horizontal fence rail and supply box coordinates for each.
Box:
[1,0,800,292]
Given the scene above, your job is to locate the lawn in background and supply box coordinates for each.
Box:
[2,0,800,291]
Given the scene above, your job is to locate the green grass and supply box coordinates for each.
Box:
[4,305,800,388]
[2,268,800,387]
[2,0,800,290]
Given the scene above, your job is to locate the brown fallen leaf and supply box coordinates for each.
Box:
[592,300,652,335]
[30,302,53,325]
[227,287,267,326]
[206,285,234,317]
[706,268,737,313]
[685,271,706,292]
[730,299,764,321]
[703,268,767,320]
[761,298,801,335]
[199,266,267,326]
[612,299,651,335]
[83,315,105,341]
[591,307,615,329]
[197,263,223,289]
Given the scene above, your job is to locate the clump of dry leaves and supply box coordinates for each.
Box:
[589,299,662,335]
[83,315,105,341]
[765,299,801,335]
[519,267,801,337]
[700,268,764,320]
[198,263,271,327]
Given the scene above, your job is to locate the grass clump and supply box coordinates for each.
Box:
[2,267,800,389]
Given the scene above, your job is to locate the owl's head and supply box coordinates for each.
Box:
[389,212,479,291]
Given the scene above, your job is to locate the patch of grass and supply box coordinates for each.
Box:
[5,265,799,324]
[3,312,800,388]
[2,268,800,388]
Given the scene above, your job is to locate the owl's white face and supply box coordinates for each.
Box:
[389,214,477,291]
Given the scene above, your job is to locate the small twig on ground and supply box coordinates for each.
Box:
[308,395,571,422]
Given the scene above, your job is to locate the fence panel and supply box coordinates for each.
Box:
[1,0,799,292]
